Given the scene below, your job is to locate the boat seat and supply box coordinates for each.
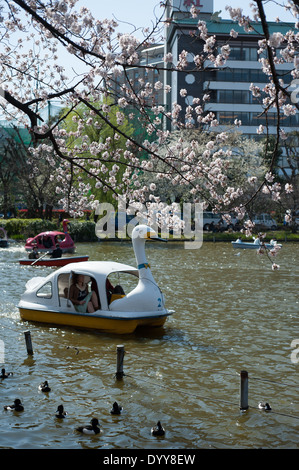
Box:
[110,293,125,304]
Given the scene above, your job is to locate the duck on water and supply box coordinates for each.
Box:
[55,405,67,419]
[38,381,51,392]
[76,418,101,435]
[4,399,24,412]
[0,368,13,378]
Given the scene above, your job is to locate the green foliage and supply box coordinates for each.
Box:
[259,135,283,168]
[60,97,134,207]
[68,220,98,242]
[1,218,57,238]
[0,218,98,242]
[2,218,298,243]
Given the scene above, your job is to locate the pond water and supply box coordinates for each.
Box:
[0,238,298,449]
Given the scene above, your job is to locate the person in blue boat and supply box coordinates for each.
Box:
[69,274,99,313]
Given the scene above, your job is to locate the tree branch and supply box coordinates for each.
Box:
[12,0,106,62]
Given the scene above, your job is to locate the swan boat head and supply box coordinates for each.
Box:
[109,225,166,313]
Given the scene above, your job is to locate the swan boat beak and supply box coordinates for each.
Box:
[145,229,167,243]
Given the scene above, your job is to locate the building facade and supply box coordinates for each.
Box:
[164,0,297,148]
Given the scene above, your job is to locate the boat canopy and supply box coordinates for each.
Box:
[25,261,139,291]
[56,261,139,278]
[23,260,139,312]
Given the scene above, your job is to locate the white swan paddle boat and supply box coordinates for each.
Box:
[18,225,173,334]
[231,238,282,250]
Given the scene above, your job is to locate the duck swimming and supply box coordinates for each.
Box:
[4,399,24,412]
[258,402,272,411]
[151,421,165,437]
[39,381,51,392]
[55,405,67,419]
[0,368,13,378]
[76,418,101,435]
[110,401,123,415]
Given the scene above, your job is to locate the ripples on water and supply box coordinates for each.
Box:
[0,240,298,449]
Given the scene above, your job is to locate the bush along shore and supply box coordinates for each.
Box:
[1,218,299,243]
[0,218,98,242]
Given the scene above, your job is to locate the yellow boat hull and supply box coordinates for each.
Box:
[19,308,167,335]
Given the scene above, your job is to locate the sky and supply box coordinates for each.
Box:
[55,0,296,82]
[76,0,297,32]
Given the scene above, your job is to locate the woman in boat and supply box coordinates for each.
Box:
[69,274,99,313]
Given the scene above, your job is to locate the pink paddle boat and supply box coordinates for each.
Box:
[25,219,76,254]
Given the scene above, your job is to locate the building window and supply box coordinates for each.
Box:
[239,112,250,125]
[218,111,235,124]
[218,45,259,61]
[218,111,298,127]
[209,67,292,84]
[244,47,258,61]
[217,90,250,104]
[229,47,245,60]
[280,112,299,126]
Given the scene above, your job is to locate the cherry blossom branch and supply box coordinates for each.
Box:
[48,131,118,196]
[3,88,42,127]
[255,0,299,110]
[12,0,107,62]
[76,96,212,197]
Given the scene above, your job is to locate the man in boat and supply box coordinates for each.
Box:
[50,243,62,258]
[28,245,39,259]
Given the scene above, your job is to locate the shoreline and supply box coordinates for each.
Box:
[1,217,298,243]
[4,232,299,243]
[93,233,299,243]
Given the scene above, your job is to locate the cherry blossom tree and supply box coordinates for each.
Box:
[275,130,299,230]
[0,125,60,217]
[139,129,267,206]
[0,0,298,238]
[0,128,19,217]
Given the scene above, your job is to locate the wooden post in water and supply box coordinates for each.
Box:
[24,330,33,355]
[116,345,125,380]
[240,370,248,410]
